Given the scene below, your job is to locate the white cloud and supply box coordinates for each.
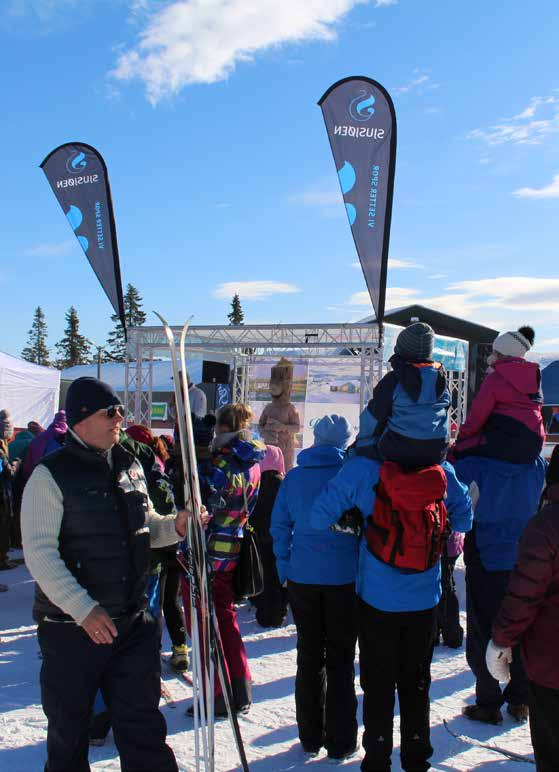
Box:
[389,259,420,269]
[374,0,397,5]
[289,188,341,207]
[428,273,447,279]
[540,338,559,346]
[22,240,75,258]
[513,174,559,200]
[394,69,438,95]
[213,280,300,300]
[349,286,420,307]
[111,0,370,103]
[351,258,419,270]
[347,276,559,325]
[448,276,559,312]
[468,94,559,146]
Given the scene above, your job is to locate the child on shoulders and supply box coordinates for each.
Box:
[353,322,450,469]
[453,326,544,465]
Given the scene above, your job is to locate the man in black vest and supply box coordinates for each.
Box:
[22,377,190,772]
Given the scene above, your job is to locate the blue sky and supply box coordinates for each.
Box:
[1,0,558,358]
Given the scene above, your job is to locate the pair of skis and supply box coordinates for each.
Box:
[154,313,249,772]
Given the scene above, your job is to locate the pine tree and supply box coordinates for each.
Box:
[106,283,147,361]
[228,294,244,325]
[21,306,51,366]
[54,307,92,369]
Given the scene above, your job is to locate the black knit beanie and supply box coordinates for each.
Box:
[394,322,435,363]
[65,377,121,428]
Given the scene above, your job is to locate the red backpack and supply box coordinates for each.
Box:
[365,462,448,572]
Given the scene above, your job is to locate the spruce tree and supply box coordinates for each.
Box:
[21,306,51,366]
[228,293,244,325]
[54,307,91,369]
[106,283,147,361]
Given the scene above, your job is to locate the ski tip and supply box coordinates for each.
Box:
[153,310,169,327]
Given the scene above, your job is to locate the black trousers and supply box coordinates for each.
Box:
[465,562,529,709]
[288,581,358,757]
[253,541,288,628]
[359,599,436,772]
[38,611,177,772]
[528,680,559,772]
[159,552,186,648]
[436,555,463,647]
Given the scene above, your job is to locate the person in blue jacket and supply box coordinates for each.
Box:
[454,454,547,725]
[271,414,359,763]
[353,322,450,468]
[311,456,472,772]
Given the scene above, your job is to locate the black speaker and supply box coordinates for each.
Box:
[202,361,230,384]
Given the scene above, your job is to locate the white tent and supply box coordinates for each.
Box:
[0,351,60,429]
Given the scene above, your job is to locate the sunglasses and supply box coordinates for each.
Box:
[99,405,125,419]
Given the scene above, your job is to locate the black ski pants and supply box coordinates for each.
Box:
[436,554,463,648]
[287,580,358,757]
[359,599,436,772]
[465,562,529,710]
[38,611,177,772]
[253,541,288,628]
[159,551,186,648]
[528,680,559,772]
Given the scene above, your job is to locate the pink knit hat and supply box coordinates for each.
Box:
[259,444,285,476]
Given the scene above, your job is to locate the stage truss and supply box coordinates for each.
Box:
[124,322,467,435]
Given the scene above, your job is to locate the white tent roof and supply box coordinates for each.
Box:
[0,351,60,429]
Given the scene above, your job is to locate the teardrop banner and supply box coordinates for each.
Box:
[40,142,127,336]
[319,77,397,329]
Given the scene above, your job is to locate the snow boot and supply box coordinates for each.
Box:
[327,747,358,764]
[186,694,229,719]
[169,644,189,672]
[507,703,529,723]
[462,704,503,725]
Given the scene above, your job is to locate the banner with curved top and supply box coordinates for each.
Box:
[40,142,126,335]
[319,77,397,327]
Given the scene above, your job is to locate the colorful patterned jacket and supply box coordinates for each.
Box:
[205,432,265,572]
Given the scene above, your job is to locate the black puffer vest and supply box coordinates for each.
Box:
[33,437,152,623]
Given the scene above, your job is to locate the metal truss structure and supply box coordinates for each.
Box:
[124,322,468,432]
[448,369,469,439]
[124,322,383,426]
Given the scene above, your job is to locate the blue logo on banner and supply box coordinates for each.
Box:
[349,91,376,122]
[337,161,357,225]
[66,204,89,252]
[66,151,87,174]
[338,161,356,194]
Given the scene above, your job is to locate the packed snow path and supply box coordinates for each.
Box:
[1,559,534,771]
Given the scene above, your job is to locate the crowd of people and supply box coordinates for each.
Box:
[1,320,557,771]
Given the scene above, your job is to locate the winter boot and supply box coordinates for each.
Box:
[462,704,503,725]
[507,703,529,723]
[169,644,189,672]
[327,746,358,764]
[186,694,229,719]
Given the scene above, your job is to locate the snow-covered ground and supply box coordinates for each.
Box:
[0,559,534,771]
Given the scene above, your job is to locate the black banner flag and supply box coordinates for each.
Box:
[319,77,397,327]
[41,142,126,335]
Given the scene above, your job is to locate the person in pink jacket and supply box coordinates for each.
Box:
[453,326,544,465]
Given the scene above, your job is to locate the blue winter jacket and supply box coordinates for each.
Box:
[354,356,450,465]
[454,455,546,572]
[311,457,473,612]
[271,445,359,586]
